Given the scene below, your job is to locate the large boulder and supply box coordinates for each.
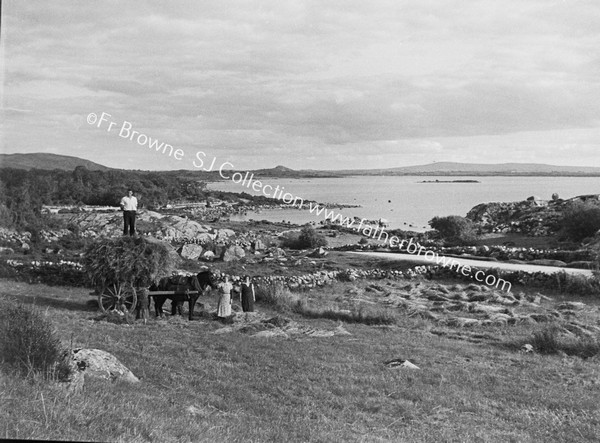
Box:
[223,245,245,262]
[179,243,203,260]
[72,348,139,383]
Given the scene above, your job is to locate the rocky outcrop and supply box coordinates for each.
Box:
[71,348,140,383]
[466,199,563,236]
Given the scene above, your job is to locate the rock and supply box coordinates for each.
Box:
[179,243,203,260]
[196,232,216,243]
[384,359,420,369]
[72,349,140,383]
[521,344,534,353]
[215,229,236,240]
[309,247,328,258]
[223,245,246,262]
[202,251,216,261]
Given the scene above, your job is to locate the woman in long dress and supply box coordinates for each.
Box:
[240,275,255,312]
[216,275,233,319]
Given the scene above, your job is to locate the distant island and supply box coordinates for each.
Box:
[420,179,480,183]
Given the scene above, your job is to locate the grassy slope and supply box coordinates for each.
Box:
[1,280,599,442]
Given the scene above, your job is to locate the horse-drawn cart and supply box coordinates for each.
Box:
[84,235,217,320]
[84,236,177,315]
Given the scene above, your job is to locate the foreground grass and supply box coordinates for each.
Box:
[1,279,600,442]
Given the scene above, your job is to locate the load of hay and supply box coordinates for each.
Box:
[83,236,178,289]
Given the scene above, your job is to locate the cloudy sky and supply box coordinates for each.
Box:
[2,0,600,171]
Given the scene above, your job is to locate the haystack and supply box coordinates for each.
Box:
[83,236,179,288]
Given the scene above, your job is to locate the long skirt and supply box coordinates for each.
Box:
[241,292,254,312]
[217,292,231,317]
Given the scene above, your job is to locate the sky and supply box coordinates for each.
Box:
[1,0,600,171]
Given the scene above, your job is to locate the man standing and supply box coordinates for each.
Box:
[120,190,138,236]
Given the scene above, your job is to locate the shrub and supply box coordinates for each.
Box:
[281,225,327,249]
[429,215,478,245]
[298,225,327,248]
[530,325,561,354]
[0,299,72,380]
[559,200,600,242]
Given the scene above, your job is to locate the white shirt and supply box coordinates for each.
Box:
[120,196,138,211]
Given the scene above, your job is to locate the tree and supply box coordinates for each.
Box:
[281,224,328,249]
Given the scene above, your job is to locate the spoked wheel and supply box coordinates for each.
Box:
[98,282,137,314]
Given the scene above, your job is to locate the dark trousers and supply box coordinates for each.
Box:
[123,211,136,236]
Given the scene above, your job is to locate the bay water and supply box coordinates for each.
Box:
[208,176,599,231]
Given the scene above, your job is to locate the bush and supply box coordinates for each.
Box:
[281,225,327,249]
[0,299,72,379]
[429,215,478,245]
[559,200,600,242]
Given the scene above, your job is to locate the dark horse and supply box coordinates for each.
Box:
[148,270,216,320]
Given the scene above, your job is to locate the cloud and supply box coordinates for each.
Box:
[2,0,600,169]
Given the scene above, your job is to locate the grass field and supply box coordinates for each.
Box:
[1,278,600,442]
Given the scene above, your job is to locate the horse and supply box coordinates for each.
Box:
[148,270,216,320]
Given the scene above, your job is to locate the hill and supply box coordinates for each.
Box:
[251,165,340,178]
[3,153,600,176]
[336,161,600,176]
[0,153,111,171]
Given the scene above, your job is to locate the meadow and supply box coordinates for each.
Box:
[1,278,599,442]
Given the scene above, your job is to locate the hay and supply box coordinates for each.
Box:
[83,236,178,288]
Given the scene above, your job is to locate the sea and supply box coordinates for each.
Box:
[207,176,600,232]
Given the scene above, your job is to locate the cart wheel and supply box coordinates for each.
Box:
[98,282,137,314]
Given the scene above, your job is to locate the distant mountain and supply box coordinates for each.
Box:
[334,162,600,176]
[2,153,599,177]
[0,153,111,171]
[251,165,340,178]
